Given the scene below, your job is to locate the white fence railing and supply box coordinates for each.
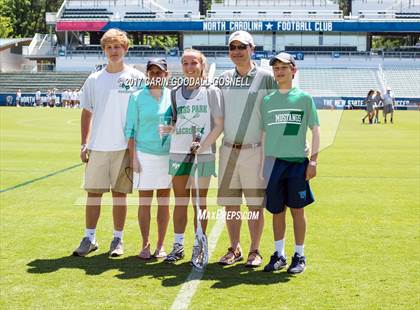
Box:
[377,64,387,91]
[26,34,43,55]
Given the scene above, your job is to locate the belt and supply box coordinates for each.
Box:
[223,141,261,149]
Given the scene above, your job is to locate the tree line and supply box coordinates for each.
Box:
[0,0,61,38]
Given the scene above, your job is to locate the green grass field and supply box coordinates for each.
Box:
[1,107,419,309]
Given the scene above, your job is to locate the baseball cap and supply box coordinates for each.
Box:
[269,52,296,67]
[146,58,168,71]
[228,31,255,47]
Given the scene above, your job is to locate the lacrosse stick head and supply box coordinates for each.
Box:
[192,234,208,270]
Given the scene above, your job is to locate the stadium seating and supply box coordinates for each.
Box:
[75,45,101,51]
[382,68,420,98]
[206,10,343,20]
[394,46,420,53]
[0,72,89,93]
[352,0,420,14]
[61,0,200,20]
[124,12,157,19]
[211,0,339,10]
[61,7,113,19]
[285,46,358,52]
[69,45,166,55]
[298,68,383,97]
[395,12,420,19]
[192,45,264,51]
[1,68,419,100]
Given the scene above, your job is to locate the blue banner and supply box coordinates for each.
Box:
[0,93,62,106]
[103,20,420,33]
[1,94,418,109]
[313,96,419,110]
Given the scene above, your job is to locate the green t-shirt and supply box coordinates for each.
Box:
[260,87,320,163]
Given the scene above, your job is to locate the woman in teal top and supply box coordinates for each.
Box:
[125,58,172,260]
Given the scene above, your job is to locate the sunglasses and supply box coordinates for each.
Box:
[229,44,248,51]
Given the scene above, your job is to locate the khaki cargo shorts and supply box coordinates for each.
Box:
[217,144,265,207]
[83,149,132,194]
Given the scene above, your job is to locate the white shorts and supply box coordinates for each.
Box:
[133,151,171,190]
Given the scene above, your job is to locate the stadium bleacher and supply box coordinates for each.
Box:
[394,46,420,52]
[285,46,358,52]
[395,12,420,18]
[124,12,157,19]
[382,68,420,98]
[70,45,165,55]
[192,45,264,51]
[61,7,113,19]
[205,10,343,20]
[352,0,420,13]
[0,72,89,93]
[211,0,339,10]
[298,68,383,97]
[60,0,200,20]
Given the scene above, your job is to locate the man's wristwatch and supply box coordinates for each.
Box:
[80,144,87,152]
[309,160,317,167]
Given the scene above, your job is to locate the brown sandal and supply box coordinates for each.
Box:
[245,249,263,268]
[218,247,243,265]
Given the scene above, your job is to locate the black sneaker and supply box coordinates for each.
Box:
[164,243,184,263]
[287,253,306,274]
[263,251,287,272]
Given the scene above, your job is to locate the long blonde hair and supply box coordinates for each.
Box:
[181,48,207,79]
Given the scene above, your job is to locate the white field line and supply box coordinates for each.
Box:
[169,215,225,310]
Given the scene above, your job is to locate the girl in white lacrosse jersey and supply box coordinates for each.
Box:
[163,49,224,263]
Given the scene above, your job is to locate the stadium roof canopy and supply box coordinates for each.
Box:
[0,38,32,50]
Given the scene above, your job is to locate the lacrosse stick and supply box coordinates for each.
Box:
[191,126,208,270]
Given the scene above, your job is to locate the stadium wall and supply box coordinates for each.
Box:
[0,93,61,106]
[182,32,367,51]
[1,93,418,109]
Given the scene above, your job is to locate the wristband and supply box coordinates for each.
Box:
[81,144,87,152]
[309,160,317,167]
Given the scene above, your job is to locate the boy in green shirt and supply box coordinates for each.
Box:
[260,52,320,274]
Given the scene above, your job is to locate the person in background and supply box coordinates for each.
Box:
[383,87,395,124]
[62,89,70,108]
[75,88,81,108]
[362,89,375,124]
[373,90,383,124]
[45,90,51,108]
[16,89,21,107]
[35,89,41,107]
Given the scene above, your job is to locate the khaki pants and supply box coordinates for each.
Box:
[217,145,265,207]
[83,149,132,194]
